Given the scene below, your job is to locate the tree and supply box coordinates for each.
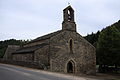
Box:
[84,31,100,47]
[114,20,120,32]
[0,39,29,58]
[97,26,120,73]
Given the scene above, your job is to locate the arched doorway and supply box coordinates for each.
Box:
[67,60,75,73]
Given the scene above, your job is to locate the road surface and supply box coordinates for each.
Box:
[0,63,100,80]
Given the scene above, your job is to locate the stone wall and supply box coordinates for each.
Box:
[3,45,20,60]
[12,53,34,62]
[34,45,50,66]
[50,30,96,74]
[12,38,50,64]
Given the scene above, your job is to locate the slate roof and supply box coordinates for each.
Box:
[13,43,48,54]
[26,30,62,44]
[63,5,74,11]
[13,30,62,54]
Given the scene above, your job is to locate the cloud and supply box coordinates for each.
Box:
[75,0,120,34]
[0,0,120,40]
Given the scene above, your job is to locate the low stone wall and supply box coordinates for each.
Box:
[0,58,45,69]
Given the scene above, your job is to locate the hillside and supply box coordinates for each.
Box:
[0,39,29,58]
[85,20,120,47]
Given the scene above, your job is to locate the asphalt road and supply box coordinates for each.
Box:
[0,63,100,80]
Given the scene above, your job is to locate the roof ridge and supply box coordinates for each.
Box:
[25,30,62,44]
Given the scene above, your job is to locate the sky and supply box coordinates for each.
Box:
[0,0,120,41]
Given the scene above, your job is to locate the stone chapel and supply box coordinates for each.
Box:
[4,6,96,74]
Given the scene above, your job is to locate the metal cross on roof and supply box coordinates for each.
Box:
[68,2,70,6]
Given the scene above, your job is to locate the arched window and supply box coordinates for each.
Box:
[68,9,71,21]
[69,39,73,53]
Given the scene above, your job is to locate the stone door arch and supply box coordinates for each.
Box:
[67,60,75,73]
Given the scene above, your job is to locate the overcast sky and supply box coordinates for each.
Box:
[0,0,120,40]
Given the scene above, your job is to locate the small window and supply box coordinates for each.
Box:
[69,39,73,53]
